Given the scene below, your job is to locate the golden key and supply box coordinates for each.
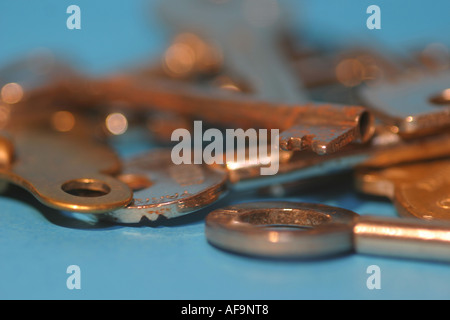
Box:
[356,159,450,222]
[205,201,450,263]
[0,88,132,213]
[20,75,374,155]
[353,129,450,222]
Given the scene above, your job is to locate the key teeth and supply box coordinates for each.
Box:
[279,136,329,155]
[280,133,330,155]
[311,142,329,155]
[280,136,302,152]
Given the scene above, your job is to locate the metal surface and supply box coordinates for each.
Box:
[355,134,450,221]
[22,72,374,155]
[2,0,450,301]
[205,201,450,262]
[14,0,376,157]
[358,132,450,168]
[100,128,450,223]
[205,201,357,259]
[102,149,228,223]
[94,77,375,154]
[98,139,381,223]
[394,162,450,221]
[360,71,450,136]
[0,103,133,213]
[228,131,450,188]
[354,215,450,262]
[356,159,449,200]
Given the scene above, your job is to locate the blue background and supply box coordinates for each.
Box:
[1,0,450,300]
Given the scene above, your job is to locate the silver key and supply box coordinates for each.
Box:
[205,201,450,263]
[359,70,450,136]
[101,149,228,223]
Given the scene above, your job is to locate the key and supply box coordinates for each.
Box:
[89,76,375,154]
[0,58,132,212]
[9,16,374,155]
[205,201,450,262]
[96,86,448,223]
[289,46,406,90]
[355,132,450,221]
[258,131,450,197]
[0,101,132,213]
[355,159,450,222]
[99,131,449,223]
[101,149,228,223]
[102,145,350,223]
[159,0,309,103]
[23,74,373,155]
[359,70,450,136]
[228,131,450,188]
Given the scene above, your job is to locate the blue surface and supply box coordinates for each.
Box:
[1,0,450,300]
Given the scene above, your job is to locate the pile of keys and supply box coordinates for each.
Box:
[1,0,450,263]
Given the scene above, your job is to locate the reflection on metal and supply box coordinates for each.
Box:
[1,83,24,104]
[106,112,128,135]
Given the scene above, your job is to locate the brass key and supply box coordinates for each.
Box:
[354,130,450,222]
[20,74,374,155]
[0,83,132,213]
[356,159,450,222]
[96,76,375,154]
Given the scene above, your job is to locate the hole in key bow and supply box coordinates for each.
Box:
[61,179,111,197]
[237,209,332,228]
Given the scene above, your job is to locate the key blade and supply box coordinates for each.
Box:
[279,103,374,154]
[93,77,374,155]
[280,124,364,155]
[101,149,229,224]
[19,75,374,155]
[354,132,450,199]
